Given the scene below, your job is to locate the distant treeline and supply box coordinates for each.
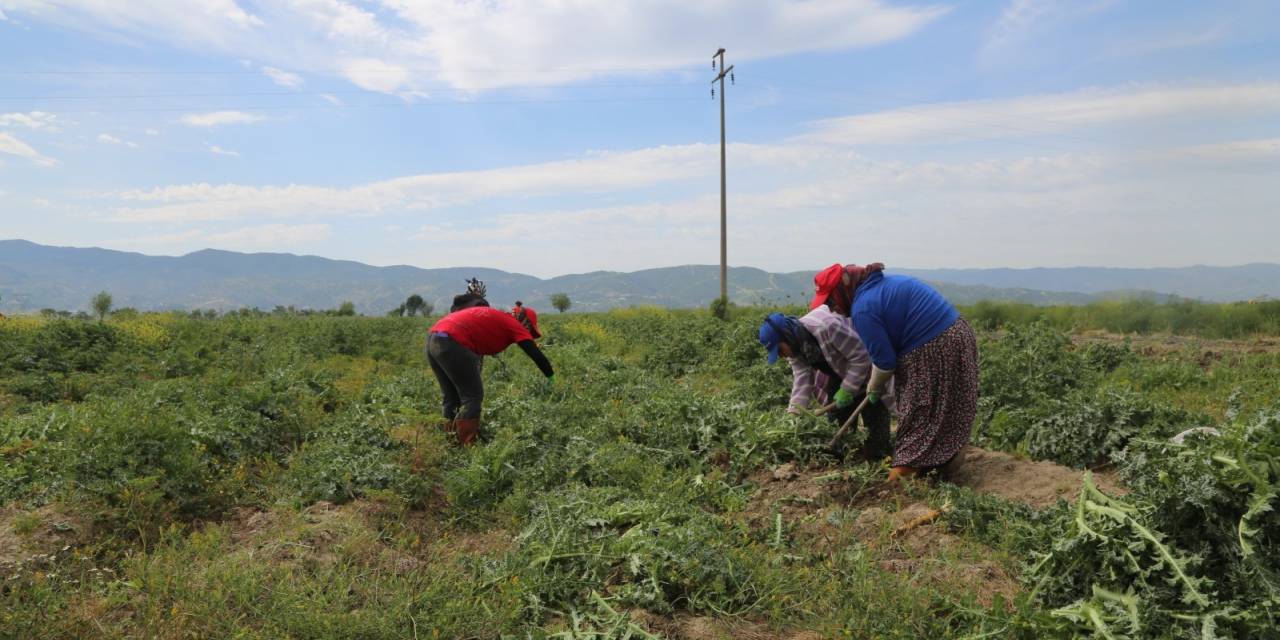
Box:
[959,298,1280,338]
[11,296,1280,339]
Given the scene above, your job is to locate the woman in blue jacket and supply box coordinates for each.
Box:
[811,262,978,482]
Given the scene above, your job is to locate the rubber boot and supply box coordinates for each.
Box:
[454,418,480,447]
[860,403,892,462]
[887,466,919,483]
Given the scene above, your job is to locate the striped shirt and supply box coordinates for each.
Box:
[787,306,893,412]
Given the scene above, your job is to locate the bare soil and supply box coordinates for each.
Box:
[732,443,1127,614]
[0,503,94,568]
[943,446,1125,508]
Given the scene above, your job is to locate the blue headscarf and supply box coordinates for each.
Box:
[758,312,802,365]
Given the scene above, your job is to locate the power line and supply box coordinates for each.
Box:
[0,82,701,102]
[16,94,709,115]
[0,62,708,76]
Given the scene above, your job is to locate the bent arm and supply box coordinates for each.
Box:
[517,339,554,378]
[788,358,815,411]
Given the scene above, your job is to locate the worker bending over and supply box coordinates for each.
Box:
[427,305,554,445]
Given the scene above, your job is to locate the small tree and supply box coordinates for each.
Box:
[388,304,406,317]
[404,294,425,317]
[336,301,357,316]
[91,291,113,322]
[709,296,731,320]
[550,293,571,313]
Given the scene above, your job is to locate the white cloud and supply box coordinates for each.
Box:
[0,1,945,93]
[108,142,762,222]
[1167,138,1280,162]
[0,131,58,166]
[395,143,1278,275]
[1105,25,1227,59]
[145,128,161,136]
[319,93,343,106]
[181,111,266,127]
[983,0,1115,57]
[98,133,138,147]
[207,145,240,157]
[804,82,1280,145]
[97,131,1280,273]
[0,0,262,47]
[262,66,303,88]
[0,111,59,131]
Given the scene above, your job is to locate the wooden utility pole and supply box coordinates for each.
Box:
[711,48,733,306]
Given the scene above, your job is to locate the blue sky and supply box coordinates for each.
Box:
[1,0,1277,277]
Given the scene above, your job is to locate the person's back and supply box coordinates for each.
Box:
[853,273,957,367]
[431,306,532,356]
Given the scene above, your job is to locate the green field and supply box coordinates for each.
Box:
[2,307,1278,638]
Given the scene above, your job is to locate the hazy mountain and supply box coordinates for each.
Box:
[1,240,1271,314]
[896,265,1280,303]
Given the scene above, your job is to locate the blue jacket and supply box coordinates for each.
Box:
[850,272,958,370]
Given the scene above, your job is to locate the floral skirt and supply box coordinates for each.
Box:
[892,317,979,468]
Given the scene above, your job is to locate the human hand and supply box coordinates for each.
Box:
[835,388,855,409]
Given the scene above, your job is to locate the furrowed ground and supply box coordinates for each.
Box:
[2,305,1278,639]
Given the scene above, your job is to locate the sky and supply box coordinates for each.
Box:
[0,0,1277,278]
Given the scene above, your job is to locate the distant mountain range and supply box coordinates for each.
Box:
[1,240,1275,314]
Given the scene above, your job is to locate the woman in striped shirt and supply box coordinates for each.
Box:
[758,309,893,461]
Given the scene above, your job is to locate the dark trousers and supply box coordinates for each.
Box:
[426,334,483,420]
[828,391,892,459]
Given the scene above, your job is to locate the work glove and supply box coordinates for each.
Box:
[867,366,893,405]
[834,388,855,409]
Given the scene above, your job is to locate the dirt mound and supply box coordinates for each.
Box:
[943,446,1124,508]
[739,462,1021,608]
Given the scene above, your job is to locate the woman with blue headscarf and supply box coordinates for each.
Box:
[759,309,892,460]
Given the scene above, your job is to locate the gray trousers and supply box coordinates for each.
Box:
[426,334,483,420]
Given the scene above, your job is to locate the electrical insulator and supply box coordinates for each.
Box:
[730,73,735,85]
[711,88,715,98]
[712,59,716,69]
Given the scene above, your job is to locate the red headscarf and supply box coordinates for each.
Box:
[811,262,884,313]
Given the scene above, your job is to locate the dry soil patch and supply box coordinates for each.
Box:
[943,446,1124,508]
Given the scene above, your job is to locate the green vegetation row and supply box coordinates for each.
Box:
[960,297,1280,338]
[1,309,1277,637]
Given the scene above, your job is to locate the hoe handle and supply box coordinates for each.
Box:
[811,402,838,417]
[825,396,871,451]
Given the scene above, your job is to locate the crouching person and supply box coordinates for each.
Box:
[758,310,893,460]
[427,305,554,446]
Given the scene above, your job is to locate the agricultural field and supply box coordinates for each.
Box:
[1,307,1278,639]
